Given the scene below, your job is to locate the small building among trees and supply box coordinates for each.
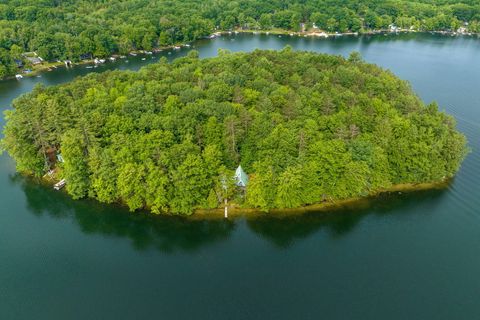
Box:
[22,52,43,65]
[234,165,249,187]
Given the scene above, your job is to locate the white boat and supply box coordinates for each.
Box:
[174,46,181,50]
[185,44,191,47]
[53,179,66,190]
[15,74,23,79]
[145,51,153,55]
[109,57,116,62]
[314,32,329,38]
[141,57,146,61]
[129,52,137,56]
[86,66,93,69]
[120,55,127,59]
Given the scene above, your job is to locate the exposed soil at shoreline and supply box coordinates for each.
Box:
[192,179,451,220]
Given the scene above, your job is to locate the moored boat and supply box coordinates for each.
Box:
[53,179,66,190]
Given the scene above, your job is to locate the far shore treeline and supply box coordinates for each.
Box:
[2,0,480,78]
[1,49,468,214]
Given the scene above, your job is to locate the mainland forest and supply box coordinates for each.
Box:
[1,49,468,214]
[2,0,480,78]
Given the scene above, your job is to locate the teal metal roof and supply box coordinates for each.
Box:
[234,165,249,187]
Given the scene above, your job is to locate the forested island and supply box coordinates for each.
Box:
[1,49,468,214]
[2,0,480,78]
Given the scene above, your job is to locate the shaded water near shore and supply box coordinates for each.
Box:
[1,33,480,319]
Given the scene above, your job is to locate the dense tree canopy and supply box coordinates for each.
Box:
[1,49,468,214]
[2,0,480,78]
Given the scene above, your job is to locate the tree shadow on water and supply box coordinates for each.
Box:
[12,175,235,254]
[247,188,448,249]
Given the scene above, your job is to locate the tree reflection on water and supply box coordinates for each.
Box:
[14,174,447,253]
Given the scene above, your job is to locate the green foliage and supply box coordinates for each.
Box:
[2,50,468,214]
[61,129,90,199]
[246,165,276,212]
[1,0,480,78]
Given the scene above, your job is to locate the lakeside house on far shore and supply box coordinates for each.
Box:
[22,52,43,65]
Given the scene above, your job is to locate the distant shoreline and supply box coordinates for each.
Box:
[4,29,479,82]
[232,28,480,38]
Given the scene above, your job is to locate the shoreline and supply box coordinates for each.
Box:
[4,44,192,81]
[4,29,479,82]
[40,170,451,219]
[192,179,451,220]
[231,28,480,38]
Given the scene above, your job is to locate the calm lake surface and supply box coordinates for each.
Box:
[1,33,480,319]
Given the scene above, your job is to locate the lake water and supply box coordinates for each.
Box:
[1,33,480,319]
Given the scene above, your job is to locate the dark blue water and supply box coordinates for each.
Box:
[1,33,480,319]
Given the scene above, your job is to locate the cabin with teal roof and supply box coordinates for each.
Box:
[234,165,249,187]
